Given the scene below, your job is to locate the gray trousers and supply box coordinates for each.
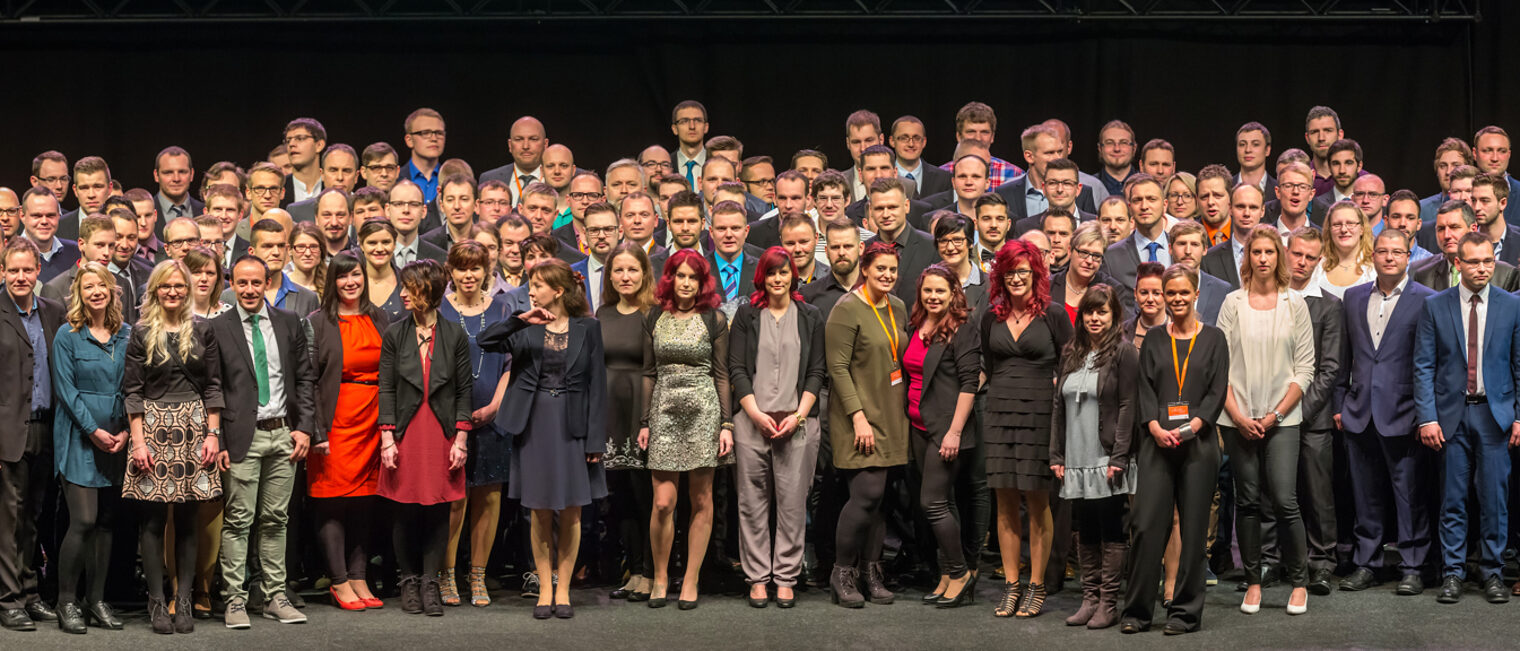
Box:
[220,425,295,603]
[734,416,820,587]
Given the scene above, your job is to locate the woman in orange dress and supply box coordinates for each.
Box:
[308,252,391,610]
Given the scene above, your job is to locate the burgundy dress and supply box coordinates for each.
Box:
[377,337,466,505]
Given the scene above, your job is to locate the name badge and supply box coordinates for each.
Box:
[1166,401,1190,422]
[890,369,903,386]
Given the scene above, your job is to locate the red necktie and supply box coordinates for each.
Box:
[1468,293,1481,395]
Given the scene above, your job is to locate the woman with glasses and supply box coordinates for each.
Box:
[288,222,329,296]
[1053,223,1122,325]
[359,219,407,321]
[1165,172,1198,222]
[1312,202,1376,299]
[932,213,987,310]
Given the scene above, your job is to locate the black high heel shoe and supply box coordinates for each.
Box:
[647,584,669,609]
[84,601,122,630]
[57,602,86,634]
[936,573,975,609]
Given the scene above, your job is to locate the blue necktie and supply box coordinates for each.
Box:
[685,161,698,190]
[723,263,737,300]
[1146,242,1160,263]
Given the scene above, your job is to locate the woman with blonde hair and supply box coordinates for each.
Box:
[1312,201,1376,299]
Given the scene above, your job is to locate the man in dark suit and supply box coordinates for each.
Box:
[1201,183,1268,290]
[1234,121,1278,202]
[889,116,951,198]
[151,146,204,240]
[1154,221,1230,326]
[1414,232,1520,605]
[387,181,448,267]
[107,209,152,322]
[1012,159,1094,238]
[843,145,931,230]
[1337,229,1438,596]
[211,255,317,628]
[1470,173,1520,267]
[0,237,65,630]
[1263,162,1321,230]
[1413,200,1520,293]
[706,201,761,317]
[991,131,1098,223]
[284,146,359,225]
[18,187,80,284]
[863,178,936,305]
[220,219,320,316]
[57,157,114,243]
[39,215,131,310]
[1102,173,1169,294]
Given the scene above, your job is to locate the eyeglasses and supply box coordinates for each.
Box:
[1167,192,1195,201]
[1351,191,1385,200]
[745,178,776,187]
[284,134,315,145]
[586,226,620,236]
[1373,248,1410,258]
[0,208,19,218]
[165,237,199,249]
[1044,179,1079,190]
[1073,249,1105,262]
[640,161,673,171]
[1460,258,1496,267]
[814,195,847,205]
[674,117,707,127]
[478,199,511,208]
[249,185,282,197]
[1329,222,1362,232]
[568,192,603,202]
[199,238,223,247]
[36,175,69,185]
[1100,139,1134,149]
[390,201,425,210]
[1280,182,1313,194]
[292,243,322,253]
[364,164,400,174]
[893,135,926,145]
[409,130,446,140]
[1005,269,1034,279]
[157,283,188,294]
[936,236,968,248]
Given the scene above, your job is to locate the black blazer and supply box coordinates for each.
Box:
[910,320,982,447]
[309,306,391,445]
[378,316,474,442]
[707,244,765,300]
[845,197,933,232]
[210,305,317,463]
[727,301,827,417]
[123,319,225,425]
[1012,209,1096,239]
[0,294,64,462]
[1050,343,1139,471]
[479,314,608,452]
[992,175,1098,222]
[915,164,953,198]
[1200,241,1242,289]
[1299,293,1345,431]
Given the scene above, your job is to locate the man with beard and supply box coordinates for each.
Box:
[569,202,620,312]
[1095,120,1137,197]
[1195,164,1234,246]
[314,188,354,255]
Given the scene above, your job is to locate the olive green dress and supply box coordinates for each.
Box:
[825,291,908,470]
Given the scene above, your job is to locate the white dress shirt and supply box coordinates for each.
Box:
[1459,282,1491,396]
[1367,274,1409,350]
[238,303,287,420]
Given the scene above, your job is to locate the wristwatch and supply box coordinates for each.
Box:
[796,414,808,426]
[207,427,222,438]
[1271,409,1285,422]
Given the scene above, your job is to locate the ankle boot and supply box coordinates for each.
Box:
[1087,542,1128,629]
[1066,541,1103,626]
[421,577,444,616]
[172,594,194,633]
[399,575,423,614]
[829,564,865,608]
[863,561,895,604]
[147,596,173,634]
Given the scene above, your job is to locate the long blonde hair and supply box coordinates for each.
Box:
[66,262,123,334]
[1321,201,1374,273]
[139,260,197,366]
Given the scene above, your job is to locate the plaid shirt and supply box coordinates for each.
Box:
[939,155,1024,186]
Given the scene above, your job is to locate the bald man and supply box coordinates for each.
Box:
[1020,228,1054,269]
[639,145,674,193]
[480,116,549,205]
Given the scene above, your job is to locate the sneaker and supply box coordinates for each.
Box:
[262,593,308,624]
[1205,567,1218,586]
[521,572,541,599]
[224,597,251,630]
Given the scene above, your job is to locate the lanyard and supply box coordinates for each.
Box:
[864,288,900,365]
[1170,325,1196,394]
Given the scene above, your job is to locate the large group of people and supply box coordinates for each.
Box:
[3,100,1520,636]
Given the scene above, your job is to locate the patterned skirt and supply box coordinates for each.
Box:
[122,392,222,503]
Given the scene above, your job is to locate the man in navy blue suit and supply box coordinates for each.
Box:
[1414,231,1520,604]
[1337,229,1437,595]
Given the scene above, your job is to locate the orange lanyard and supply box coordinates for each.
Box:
[864,289,900,365]
[1170,325,1196,393]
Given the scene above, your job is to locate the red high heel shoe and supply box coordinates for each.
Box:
[330,586,368,611]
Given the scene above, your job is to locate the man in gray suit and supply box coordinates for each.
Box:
[1118,220,1228,325]
[1102,173,1171,293]
[285,146,359,224]
[221,218,319,316]
[841,109,885,202]
[1412,199,1520,292]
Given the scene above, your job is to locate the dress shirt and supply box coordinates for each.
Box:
[1367,274,1409,350]
[1205,221,1231,247]
[1459,281,1490,396]
[1134,229,1171,266]
[1332,187,1352,203]
[268,272,302,311]
[961,263,983,288]
[406,159,440,203]
[851,169,868,203]
[897,161,925,195]
[676,149,706,191]
[508,165,541,205]
[394,237,420,266]
[716,251,744,301]
[158,191,194,221]
[587,255,605,312]
[237,303,286,420]
[223,234,238,269]
[1231,236,1246,271]
[138,236,162,263]
[13,293,50,412]
[1024,181,1049,219]
[1409,244,1436,266]
[292,176,322,203]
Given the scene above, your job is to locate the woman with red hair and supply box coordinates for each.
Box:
[983,238,1072,618]
[727,246,827,608]
[636,249,733,609]
[824,242,909,608]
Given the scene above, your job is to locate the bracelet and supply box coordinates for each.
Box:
[382,443,397,450]
[720,422,734,432]
[1177,423,1194,437]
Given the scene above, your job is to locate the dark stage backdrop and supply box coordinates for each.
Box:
[2,8,1515,203]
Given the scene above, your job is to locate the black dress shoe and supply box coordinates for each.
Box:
[1162,622,1190,636]
[1339,567,1376,591]
[56,602,86,635]
[1484,576,1510,604]
[85,601,123,629]
[24,601,56,622]
[0,608,34,631]
[1119,618,1147,634]
[1396,573,1424,596]
[1308,568,1333,596]
[608,588,632,600]
[1436,575,1463,604]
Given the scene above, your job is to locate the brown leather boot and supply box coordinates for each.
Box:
[829,565,865,608]
[1066,541,1103,626]
[863,561,895,604]
[1088,542,1128,629]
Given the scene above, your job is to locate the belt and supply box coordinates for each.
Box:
[28,408,51,423]
[543,388,568,397]
[1466,395,1488,405]
[342,379,378,386]
[257,417,287,430]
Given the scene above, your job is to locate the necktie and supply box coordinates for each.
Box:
[1468,294,1482,395]
[723,263,737,300]
[1146,242,1161,263]
[517,174,533,201]
[685,161,698,190]
[170,205,185,220]
[1450,263,1461,289]
[251,313,270,406]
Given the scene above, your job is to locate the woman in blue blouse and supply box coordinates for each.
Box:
[51,262,130,633]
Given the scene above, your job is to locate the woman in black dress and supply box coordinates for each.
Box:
[596,243,657,601]
[479,258,608,619]
[1119,264,1230,635]
[983,238,1071,618]
[359,219,407,322]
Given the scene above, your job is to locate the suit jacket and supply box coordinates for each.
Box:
[378,316,474,442]
[744,193,771,221]
[478,164,517,188]
[866,226,937,305]
[1299,292,1345,431]
[910,320,981,447]
[280,175,319,209]
[912,164,953,198]
[309,306,391,445]
[479,314,608,452]
[1338,278,1434,436]
[1233,172,1278,202]
[727,301,827,417]
[1499,223,1520,267]
[707,244,764,303]
[1101,231,1147,293]
[1196,271,1230,327]
[1417,193,1445,253]
[209,305,317,463]
[422,224,465,253]
[1013,208,1096,239]
[647,244,670,279]
[845,197,933,232]
[551,222,580,253]
[1414,284,1520,435]
[0,294,64,461]
[38,239,81,284]
[151,195,205,240]
[286,197,317,223]
[40,265,140,324]
[226,236,251,270]
[991,175,1098,223]
[746,216,782,250]
[1411,255,1520,293]
[1201,240,1242,289]
[1051,343,1139,470]
[219,277,319,317]
[1310,192,1337,223]
[918,189,957,212]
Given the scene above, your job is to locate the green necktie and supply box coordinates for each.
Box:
[250,313,269,406]
[1450,263,1460,289]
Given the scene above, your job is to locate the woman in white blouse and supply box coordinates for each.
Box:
[1216,224,1316,617]
[1312,202,1376,299]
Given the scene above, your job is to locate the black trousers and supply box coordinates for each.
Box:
[0,418,50,610]
[1222,425,1309,588]
[1260,428,1338,573]
[1122,431,1219,631]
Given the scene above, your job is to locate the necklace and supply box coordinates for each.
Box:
[456,307,488,379]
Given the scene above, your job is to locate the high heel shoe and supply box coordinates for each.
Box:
[935,573,974,609]
[84,601,122,630]
[1286,589,1308,615]
[922,576,947,605]
[438,569,461,607]
[647,584,669,609]
[1240,590,1262,614]
[330,586,367,611]
[1015,583,1046,618]
[994,581,1023,618]
[147,596,172,635]
[57,602,86,634]
[469,567,491,607]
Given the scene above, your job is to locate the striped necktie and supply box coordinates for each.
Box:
[723,262,737,300]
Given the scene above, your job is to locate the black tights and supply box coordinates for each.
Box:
[313,496,372,583]
[1075,495,1129,544]
[611,469,654,579]
[391,502,450,578]
[139,501,200,602]
[835,468,888,568]
[58,484,119,604]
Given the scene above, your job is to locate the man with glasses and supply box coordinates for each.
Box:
[359,142,402,195]
[553,173,604,254]
[740,155,778,211]
[995,126,1097,223]
[29,151,71,211]
[59,157,113,243]
[403,108,446,203]
[477,180,512,222]
[811,170,873,244]
[1351,174,1390,238]
[286,145,359,224]
[1270,162,1319,231]
[280,117,328,205]
[0,188,19,243]
[638,146,674,194]
[1413,200,1520,292]
[669,101,709,190]
[161,216,202,263]
[387,180,445,266]
[19,187,78,283]
[422,175,478,252]
[890,115,950,198]
[1096,120,1137,197]
[245,162,287,228]
[1013,158,1091,238]
[569,202,621,312]
[480,116,549,206]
